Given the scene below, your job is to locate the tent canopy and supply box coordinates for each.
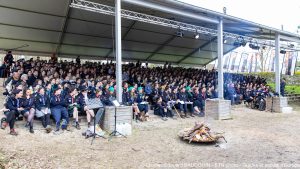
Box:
[0,0,299,65]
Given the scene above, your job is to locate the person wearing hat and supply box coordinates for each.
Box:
[35,87,52,133]
[3,89,23,135]
[50,87,69,133]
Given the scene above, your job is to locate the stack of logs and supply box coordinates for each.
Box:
[178,122,227,143]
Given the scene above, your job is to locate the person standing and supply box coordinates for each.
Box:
[4,51,14,67]
[76,56,81,65]
[280,78,286,97]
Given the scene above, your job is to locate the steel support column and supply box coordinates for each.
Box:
[275,33,280,95]
[217,18,224,99]
[115,0,122,103]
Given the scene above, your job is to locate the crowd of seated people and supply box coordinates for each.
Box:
[223,73,270,106]
[0,51,270,135]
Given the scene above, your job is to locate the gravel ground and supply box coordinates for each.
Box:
[0,86,300,168]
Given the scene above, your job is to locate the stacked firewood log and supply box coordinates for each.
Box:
[178,122,227,143]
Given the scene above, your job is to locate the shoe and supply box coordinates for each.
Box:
[72,121,77,127]
[46,125,52,133]
[1,121,7,130]
[66,125,71,131]
[190,113,195,117]
[54,129,60,135]
[87,122,91,128]
[185,114,190,118]
[76,123,81,130]
[24,122,29,128]
[29,127,34,134]
[9,129,18,136]
[198,112,205,117]
[162,117,167,121]
[180,112,185,118]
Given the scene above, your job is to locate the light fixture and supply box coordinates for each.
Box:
[288,43,295,48]
[280,50,286,54]
[223,35,227,43]
[233,36,246,47]
[176,30,184,37]
[194,34,200,39]
[241,40,247,47]
[249,43,260,50]
[248,40,260,50]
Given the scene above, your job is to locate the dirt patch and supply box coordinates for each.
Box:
[0,149,9,169]
[0,105,300,169]
[0,80,300,169]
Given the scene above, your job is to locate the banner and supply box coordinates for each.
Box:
[229,52,238,71]
[289,52,298,75]
[248,53,255,73]
[240,53,249,72]
[223,54,230,69]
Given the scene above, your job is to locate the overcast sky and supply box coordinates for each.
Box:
[180,0,300,34]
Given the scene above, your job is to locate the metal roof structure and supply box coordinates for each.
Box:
[0,0,299,65]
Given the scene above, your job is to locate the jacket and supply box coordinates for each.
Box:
[35,94,50,111]
[50,94,67,108]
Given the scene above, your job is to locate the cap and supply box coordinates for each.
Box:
[79,86,87,92]
[12,89,22,95]
[128,86,134,92]
[54,87,62,92]
[108,86,115,92]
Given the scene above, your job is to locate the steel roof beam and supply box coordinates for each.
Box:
[104,20,136,58]
[145,35,176,61]
[56,0,72,54]
[177,36,217,64]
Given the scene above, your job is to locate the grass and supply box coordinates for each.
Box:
[268,83,300,94]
